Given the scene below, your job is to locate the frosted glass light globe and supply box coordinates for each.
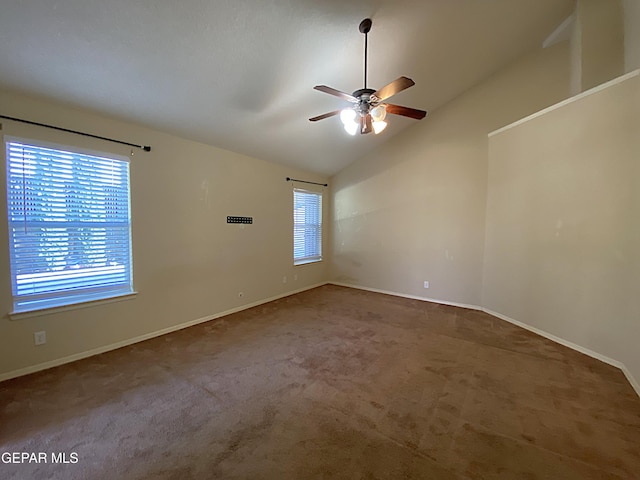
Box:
[372,120,387,134]
[370,105,387,122]
[340,109,357,125]
[344,122,358,136]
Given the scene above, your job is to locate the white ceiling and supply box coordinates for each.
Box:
[0,0,574,176]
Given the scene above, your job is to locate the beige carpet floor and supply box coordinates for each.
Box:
[1,285,640,479]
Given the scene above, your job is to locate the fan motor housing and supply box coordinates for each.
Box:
[352,88,376,99]
[353,88,376,113]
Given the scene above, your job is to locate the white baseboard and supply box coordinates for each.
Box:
[4,280,638,399]
[328,282,483,311]
[329,282,640,398]
[481,308,623,367]
[621,366,640,399]
[483,308,640,398]
[0,282,328,383]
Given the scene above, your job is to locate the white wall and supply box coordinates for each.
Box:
[483,72,640,389]
[330,43,570,307]
[624,0,640,72]
[0,90,328,379]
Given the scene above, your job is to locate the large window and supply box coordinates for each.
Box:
[293,189,322,265]
[5,138,133,313]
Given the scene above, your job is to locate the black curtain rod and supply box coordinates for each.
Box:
[286,177,328,187]
[0,114,151,152]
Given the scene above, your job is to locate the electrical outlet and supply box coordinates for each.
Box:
[423,281,429,289]
[34,331,46,345]
[282,276,287,284]
[293,274,298,282]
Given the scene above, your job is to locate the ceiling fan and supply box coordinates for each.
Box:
[309,18,427,136]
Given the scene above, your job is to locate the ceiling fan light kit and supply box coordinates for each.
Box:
[310,18,427,136]
[339,104,387,136]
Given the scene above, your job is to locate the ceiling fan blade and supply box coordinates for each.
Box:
[372,76,415,102]
[309,110,342,122]
[313,85,358,103]
[385,103,427,120]
[360,114,373,134]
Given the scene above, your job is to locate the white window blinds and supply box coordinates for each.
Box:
[5,139,133,313]
[293,189,322,265]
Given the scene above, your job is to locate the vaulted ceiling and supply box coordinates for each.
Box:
[0,0,574,175]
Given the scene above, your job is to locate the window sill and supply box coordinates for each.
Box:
[9,291,138,321]
[294,258,323,266]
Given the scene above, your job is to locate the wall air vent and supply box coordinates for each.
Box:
[227,216,253,224]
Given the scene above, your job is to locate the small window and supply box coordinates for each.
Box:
[293,189,322,265]
[5,138,134,313]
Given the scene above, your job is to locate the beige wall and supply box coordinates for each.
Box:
[0,91,328,378]
[579,0,625,90]
[330,43,570,306]
[483,73,640,385]
[625,0,640,72]
[571,0,625,94]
